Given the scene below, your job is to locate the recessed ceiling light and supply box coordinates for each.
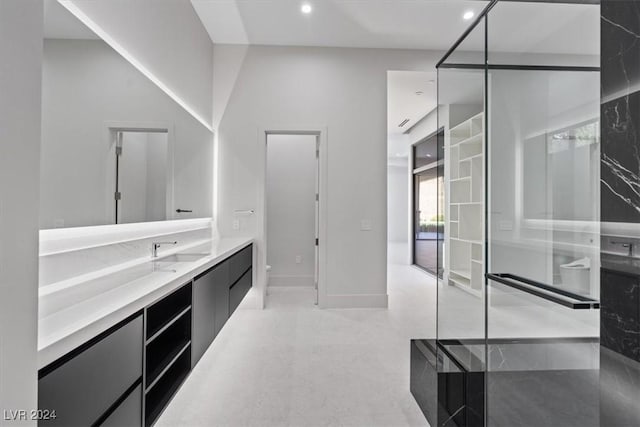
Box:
[427,154,432,157]
[463,11,475,20]
[301,3,312,14]
[428,80,435,84]
[415,91,424,96]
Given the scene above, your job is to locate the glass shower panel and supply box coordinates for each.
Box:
[485,2,601,426]
[436,15,487,427]
[487,1,599,68]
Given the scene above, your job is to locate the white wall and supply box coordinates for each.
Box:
[66,0,214,128]
[266,135,316,287]
[387,161,410,243]
[407,107,438,145]
[215,44,440,308]
[0,0,42,422]
[386,106,438,266]
[41,39,213,228]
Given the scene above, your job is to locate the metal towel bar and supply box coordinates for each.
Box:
[486,273,600,310]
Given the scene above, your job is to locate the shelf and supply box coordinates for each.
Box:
[459,142,482,160]
[459,160,471,178]
[146,341,191,391]
[471,243,483,261]
[450,269,471,280]
[455,132,482,147]
[459,204,482,241]
[451,281,482,298]
[449,112,484,134]
[146,309,192,388]
[450,205,459,221]
[447,112,484,299]
[451,237,482,245]
[450,180,471,203]
[146,283,192,339]
[146,306,191,345]
[144,347,191,427]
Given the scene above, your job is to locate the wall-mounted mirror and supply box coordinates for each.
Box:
[40,0,213,229]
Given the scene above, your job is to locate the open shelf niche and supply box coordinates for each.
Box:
[447,112,484,297]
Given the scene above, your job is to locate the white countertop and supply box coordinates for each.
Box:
[38,237,253,369]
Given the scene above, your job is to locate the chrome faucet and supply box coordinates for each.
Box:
[151,241,177,258]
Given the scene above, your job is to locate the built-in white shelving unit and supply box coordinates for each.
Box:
[447,112,484,296]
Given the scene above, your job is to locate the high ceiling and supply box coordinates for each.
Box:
[191,0,489,50]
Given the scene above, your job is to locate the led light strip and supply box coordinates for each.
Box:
[58,0,214,133]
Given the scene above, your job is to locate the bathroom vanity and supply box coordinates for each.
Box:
[37,239,253,427]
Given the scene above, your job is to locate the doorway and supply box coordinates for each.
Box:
[114,129,170,224]
[412,129,444,277]
[265,133,320,304]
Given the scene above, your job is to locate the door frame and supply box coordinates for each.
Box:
[411,127,445,277]
[257,126,328,308]
[103,120,175,225]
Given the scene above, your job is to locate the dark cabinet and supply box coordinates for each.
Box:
[192,244,253,366]
[230,268,252,316]
[101,384,142,427]
[229,245,252,285]
[38,244,252,427]
[213,264,230,337]
[38,314,143,427]
[144,283,192,427]
[192,261,228,366]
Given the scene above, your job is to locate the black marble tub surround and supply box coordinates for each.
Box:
[601,0,640,101]
[601,2,640,426]
[601,0,640,223]
[410,339,484,427]
[601,91,640,223]
[601,268,640,361]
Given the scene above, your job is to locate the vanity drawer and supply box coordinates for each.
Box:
[38,314,143,426]
[101,383,142,427]
[229,244,252,285]
[192,261,229,366]
[229,268,252,316]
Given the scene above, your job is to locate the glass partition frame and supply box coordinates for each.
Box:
[436,1,601,426]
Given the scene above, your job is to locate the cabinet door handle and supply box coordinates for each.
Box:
[176,209,193,213]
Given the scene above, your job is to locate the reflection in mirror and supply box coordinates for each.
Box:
[40,0,213,229]
[115,130,170,224]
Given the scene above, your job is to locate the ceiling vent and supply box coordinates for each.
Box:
[398,119,410,128]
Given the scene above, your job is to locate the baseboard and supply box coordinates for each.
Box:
[268,275,314,287]
[324,293,388,309]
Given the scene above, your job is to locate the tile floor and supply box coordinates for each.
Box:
[156,246,433,427]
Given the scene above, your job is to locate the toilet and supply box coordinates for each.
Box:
[559,257,590,296]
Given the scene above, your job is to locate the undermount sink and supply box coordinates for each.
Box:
[155,253,209,263]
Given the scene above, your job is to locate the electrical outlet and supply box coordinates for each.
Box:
[360,219,372,231]
[232,219,240,230]
[53,219,65,228]
[295,255,302,264]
